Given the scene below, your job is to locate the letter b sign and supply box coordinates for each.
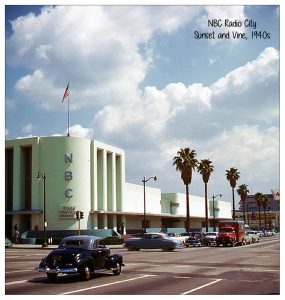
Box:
[65,171,73,181]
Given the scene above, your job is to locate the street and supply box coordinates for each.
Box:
[5,236,279,295]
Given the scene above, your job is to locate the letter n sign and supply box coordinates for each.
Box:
[65,153,73,163]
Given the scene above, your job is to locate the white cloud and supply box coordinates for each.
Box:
[211,47,279,96]
[7,6,201,111]
[22,122,37,135]
[66,124,93,139]
[93,47,278,143]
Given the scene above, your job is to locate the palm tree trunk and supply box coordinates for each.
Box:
[232,187,235,220]
[205,182,208,232]
[258,208,261,230]
[263,209,267,229]
[242,200,246,222]
[185,184,190,232]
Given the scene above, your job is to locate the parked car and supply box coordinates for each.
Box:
[180,232,193,237]
[124,233,182,251]
[168,233,189,244]
[205,232,219,245]
[185,232,208,247]
[246,231,260,243]
[35,235,124,281]
[244,232,253,244]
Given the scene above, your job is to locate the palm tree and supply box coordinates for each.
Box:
[236,184,249,222]
[173,148,198,232]
[254,192,263,230]
[198,159,214,232]
[261,194,270,229]
[225,167,240,220]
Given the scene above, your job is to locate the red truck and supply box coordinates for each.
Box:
[216,220,246,247]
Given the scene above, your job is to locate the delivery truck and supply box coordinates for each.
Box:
[216,220,246,247]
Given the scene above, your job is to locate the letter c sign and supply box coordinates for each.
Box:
[65,188,73,198]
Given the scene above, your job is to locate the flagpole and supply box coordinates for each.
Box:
[62,81,70,137]
[67,95,70,137]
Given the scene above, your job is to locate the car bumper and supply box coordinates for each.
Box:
[35,266,78,274]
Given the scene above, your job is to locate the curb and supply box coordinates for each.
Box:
[8,244,124,250]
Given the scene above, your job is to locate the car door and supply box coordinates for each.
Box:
[91,241,109,269]
[149,234,163,249]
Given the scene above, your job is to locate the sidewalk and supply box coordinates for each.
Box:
[10,243,124,249]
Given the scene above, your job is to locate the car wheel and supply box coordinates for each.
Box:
[80,265,92,281]
[113,263,121,275]
[47,273,58,282]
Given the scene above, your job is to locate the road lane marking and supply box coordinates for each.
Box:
[6,269,32,274]
[180,279,222,295]
[6,254,43,258]
[60,274,157,295]
[5,280,28,286]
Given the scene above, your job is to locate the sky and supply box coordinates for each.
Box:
[4,3,281,207]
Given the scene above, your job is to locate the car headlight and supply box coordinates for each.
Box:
[75,254,82,263]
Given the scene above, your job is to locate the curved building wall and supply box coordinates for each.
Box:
[39,136,91,230]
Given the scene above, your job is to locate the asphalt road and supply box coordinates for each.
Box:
[5,236,280,295]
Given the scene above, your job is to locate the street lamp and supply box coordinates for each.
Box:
[267,207,272,230]
[246,204,249,226]
[142,176,157,233]
[212,194,222,231]
[37,171,48,248]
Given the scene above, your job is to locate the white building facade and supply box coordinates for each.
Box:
[5,136,231,237]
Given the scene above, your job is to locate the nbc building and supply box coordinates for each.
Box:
[5,136,232,240]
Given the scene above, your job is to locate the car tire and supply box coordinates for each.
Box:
[47,273,58,282]
[80,265,92,281]
[113,263,121,275]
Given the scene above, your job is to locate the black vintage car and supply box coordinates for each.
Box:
[185,232,209,247]
[35,235,124,281]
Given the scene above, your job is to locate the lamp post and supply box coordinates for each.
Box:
[212,194,222,231]
[267,207,271,230]
[142,176,157,233]
[37,171,48,248]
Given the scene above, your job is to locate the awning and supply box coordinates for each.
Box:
[5,209,43,215]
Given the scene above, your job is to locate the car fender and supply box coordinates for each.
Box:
[105,254,124,269]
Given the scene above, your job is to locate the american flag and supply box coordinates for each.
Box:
[271,189,280,201]
[62,82,70,102]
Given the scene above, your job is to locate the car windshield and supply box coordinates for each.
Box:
[59,239,87,249]
[207,233,217,236]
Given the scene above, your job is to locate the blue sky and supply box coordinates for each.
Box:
[5,4,280,204]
